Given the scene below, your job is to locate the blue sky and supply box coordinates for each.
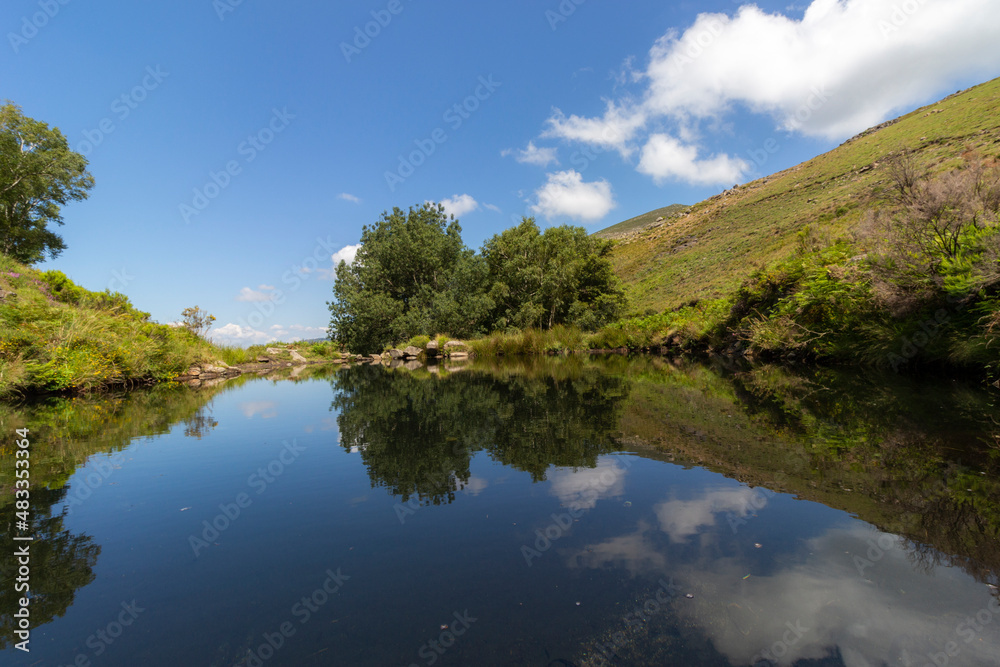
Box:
[3,0,999,345]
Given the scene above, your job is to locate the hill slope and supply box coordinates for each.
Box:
[610,77,1000,314]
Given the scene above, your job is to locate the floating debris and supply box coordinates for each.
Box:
[754,543,762,549]
[623,501,632,507]
[685,593,695,599]
[743,574,752,580]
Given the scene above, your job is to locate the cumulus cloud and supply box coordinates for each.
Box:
[209,323,272,346]
[653,487,757,542]
[542,100,646,156]
[502,141,560,167]
[530,170,616,222]
[436,194,479,218]
[548,458,629,511]
[338,192,361,203]
[638,133,749,185]
[331,244,361,266]
[537,0,1000,184]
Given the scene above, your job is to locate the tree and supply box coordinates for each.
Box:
[0,102,94,264]
[181,306,216,339]
[328,203,492,353]
[481,218,626,330]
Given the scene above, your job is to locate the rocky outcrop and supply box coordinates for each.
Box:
[403,346,422,358]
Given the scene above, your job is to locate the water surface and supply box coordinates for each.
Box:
[1,358,998,666]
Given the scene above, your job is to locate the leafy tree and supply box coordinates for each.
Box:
[482,217,626,330]
[181,306,216,338]
[0,102,94,264]
[328,203,492,353]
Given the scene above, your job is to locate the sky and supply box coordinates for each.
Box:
[3,0,999,345]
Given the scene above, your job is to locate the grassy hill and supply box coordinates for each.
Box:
[592,203,689,240]
[608,77,1000,314]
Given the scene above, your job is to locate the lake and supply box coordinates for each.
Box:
[1,357,999,666]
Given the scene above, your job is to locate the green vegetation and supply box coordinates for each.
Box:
[591,203,689,239]
[0,101,94,264]
[328,204,625,353]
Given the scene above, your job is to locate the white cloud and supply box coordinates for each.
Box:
[239,401,278,420]
[502,141,560,167]
[435,194,479,218]
[338,193,361,204]
[331,244,361,266]
[639,0,1000,139]
[483,203,502,213]
[209,323,273,346]
[535,0,1000,185]
[653,487,757,542]
[638,133,749,185]
[548,458,628,511]
[542,100,646,156]
[530,170,616,223]
[235,286,278,303]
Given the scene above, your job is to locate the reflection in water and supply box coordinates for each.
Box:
[330,360,629,504]
[0,487,100,650]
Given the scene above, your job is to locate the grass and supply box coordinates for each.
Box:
[0,257,341,398]
[605,77,1000,316]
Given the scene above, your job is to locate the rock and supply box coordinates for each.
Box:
[185,366,202,376]
[289,349,307,362]
[266,347,285,355]
[0,288,15,302]
[426,340,439,356]
[403,346,422,358]
[389,359,403,369]
[443,340,465,349]
[448,351,469,360]
[404,360,423,371]
[370,354,382,363]
[388,349,405,359]
[202,364,228,375]
[257,357,271,363]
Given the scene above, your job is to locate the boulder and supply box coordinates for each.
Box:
[185,366,202,377]
[257,356,271,363]
[425,340,439,356]
[266,347,285,355]
[289,349,307,362]
[403,346,422,358]
[443,340,466,349]
[370,354,382,363]
[404,360,423,371]
[388,349,405,359]
[449,351,469,360]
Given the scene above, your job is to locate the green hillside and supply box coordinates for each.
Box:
[593,203,689,239]
[610,77,1000,314]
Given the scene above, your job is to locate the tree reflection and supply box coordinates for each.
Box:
[331,362,629,504]
[0,486,100,649]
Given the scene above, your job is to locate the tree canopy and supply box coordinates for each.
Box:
[0,102,94,264]
[328,204,626,353]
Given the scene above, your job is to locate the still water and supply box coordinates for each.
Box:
[1,357,999,666]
